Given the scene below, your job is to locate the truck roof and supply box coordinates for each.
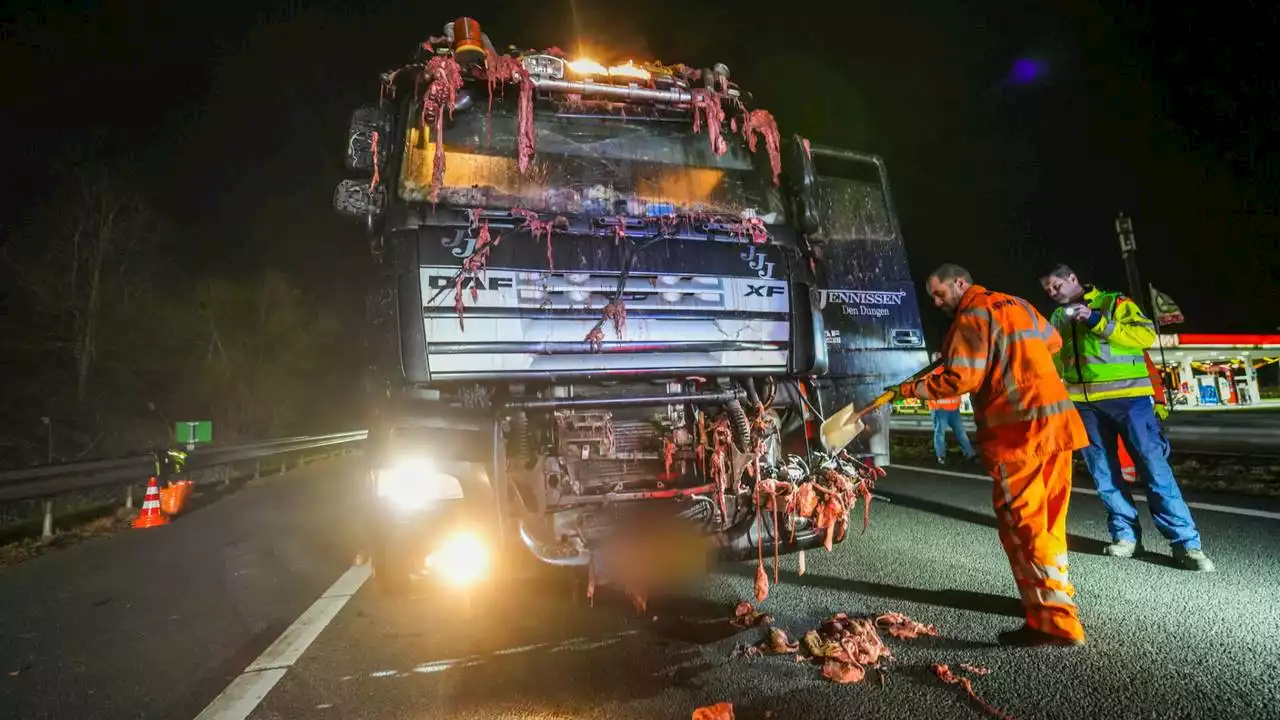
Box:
[380,27,784,191]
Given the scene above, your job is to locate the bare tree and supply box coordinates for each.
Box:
[193,271,340,439]
[1,159,166,459]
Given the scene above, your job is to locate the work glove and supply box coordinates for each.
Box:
[888,381,917,400]
[1154,403,1169,421]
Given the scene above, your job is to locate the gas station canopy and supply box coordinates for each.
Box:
[1153,333,1280,365]
[1151,334,1279,407]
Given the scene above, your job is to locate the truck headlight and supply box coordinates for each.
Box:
[521,54,565,79]
[426,530,491,586]
[375,457,464,511]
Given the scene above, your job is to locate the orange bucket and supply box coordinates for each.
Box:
[159,480,194,516]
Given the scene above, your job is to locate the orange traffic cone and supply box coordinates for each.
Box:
[132,477,170,529]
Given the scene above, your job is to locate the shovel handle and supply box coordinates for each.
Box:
[852,390,897,422]
[852,358,945,422]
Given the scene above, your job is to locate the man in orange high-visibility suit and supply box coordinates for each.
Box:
[1117,352,1169,483]
[895,263,1089,646]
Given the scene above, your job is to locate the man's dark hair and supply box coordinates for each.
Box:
[1039,263,1076,281]
[929,263,972,284]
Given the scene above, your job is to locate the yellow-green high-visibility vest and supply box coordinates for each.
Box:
[1049,287,1154,401]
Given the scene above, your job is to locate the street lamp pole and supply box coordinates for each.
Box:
[1115,213,1174,407]
[1114,213,1148,316]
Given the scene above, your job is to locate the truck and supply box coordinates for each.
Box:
[333,18,928,595]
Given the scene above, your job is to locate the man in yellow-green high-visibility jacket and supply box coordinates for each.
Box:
[1039,263,1214,572]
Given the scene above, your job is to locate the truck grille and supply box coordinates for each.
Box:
[513,270,730,311]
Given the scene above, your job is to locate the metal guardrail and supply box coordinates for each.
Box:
[0,431,369,505]
[889,415,1280,456]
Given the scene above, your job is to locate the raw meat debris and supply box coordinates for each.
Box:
[730,601,773,629]
[740,451,880,601]
[765,627,800,654]
[420,55,463,203]
[735,611,944,688]
[583,299,627,350]
[453,217,494,330]
[876,612,939,640]
[741,109,782,186]
[508,209,567,271]
[933,664,1017,720]
[691,88,728,156]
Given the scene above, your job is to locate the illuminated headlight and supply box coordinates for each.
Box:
[521,54,565,79]
[567,58,607,77]
[375,457,464,511]
[426,531,491,586]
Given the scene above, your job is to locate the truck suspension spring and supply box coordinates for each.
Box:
[509,411,532,467]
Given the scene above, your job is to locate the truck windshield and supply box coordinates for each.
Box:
[398,100,786,221]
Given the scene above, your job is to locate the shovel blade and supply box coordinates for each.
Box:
[818,390,896,453]
[819,404,867,453]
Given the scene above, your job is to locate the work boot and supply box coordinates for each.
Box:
[1173,547,1216,572]
[1103,540,1141,558]
[997,624,1086,647]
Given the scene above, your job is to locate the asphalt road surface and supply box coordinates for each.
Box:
[3,456,1279,720]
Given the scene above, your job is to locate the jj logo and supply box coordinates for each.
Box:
[442,228,478,259]
[739,245,776,279]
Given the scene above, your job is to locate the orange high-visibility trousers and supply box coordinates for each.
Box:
[989,450,1086,642]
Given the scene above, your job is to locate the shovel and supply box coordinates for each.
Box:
[819,359,945,453]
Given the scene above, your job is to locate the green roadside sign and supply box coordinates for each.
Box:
[175,421,213,444]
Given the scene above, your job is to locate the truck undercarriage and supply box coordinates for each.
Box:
[336,18,928,599]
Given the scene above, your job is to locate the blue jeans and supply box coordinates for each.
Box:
[1076,397,1201,549]
[931,409,975,461]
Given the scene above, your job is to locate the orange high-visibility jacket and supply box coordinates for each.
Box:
[907,285,1088,462]
[928,396,962,411]
[1144,351,1166,406]
[926,366,963,411]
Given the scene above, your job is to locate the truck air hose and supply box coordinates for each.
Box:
[725,399,751,452]
[759,376,777,409]
[742,378,763,410]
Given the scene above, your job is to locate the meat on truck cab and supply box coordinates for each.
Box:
[333,17,928,597]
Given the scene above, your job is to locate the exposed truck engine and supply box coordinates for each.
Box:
[334,17,928,596]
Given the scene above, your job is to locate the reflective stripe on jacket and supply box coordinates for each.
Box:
[908,285,1088,462]
[1049,287,1157,401]
[929,396,962,411]
[927,366,962,411]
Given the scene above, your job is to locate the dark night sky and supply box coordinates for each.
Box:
[4,0,1278,343]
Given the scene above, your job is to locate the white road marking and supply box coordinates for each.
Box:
[194,563,371,720]
[891,464,1280,521]
[195,669,288,720]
